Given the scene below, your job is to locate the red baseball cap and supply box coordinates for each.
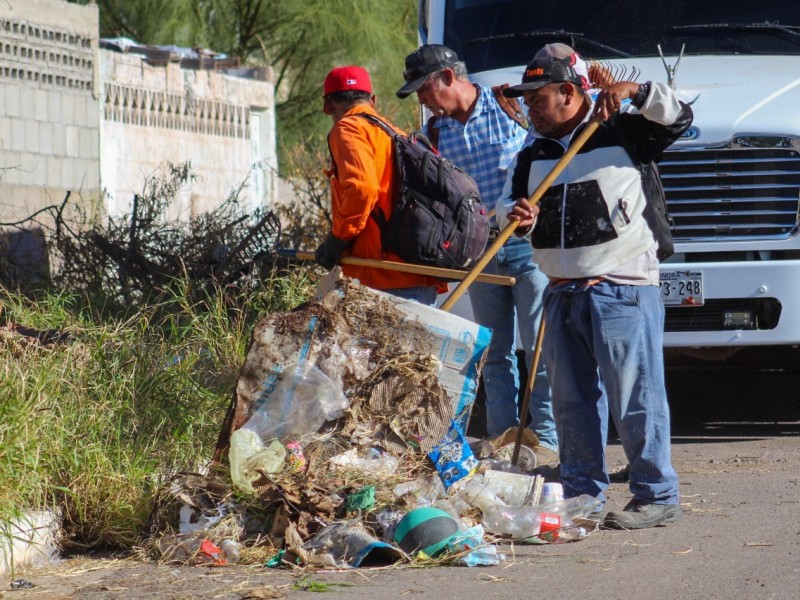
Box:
[323,66,373,96]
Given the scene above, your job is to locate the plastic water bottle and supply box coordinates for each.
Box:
[220,539,241,564]
[482,494,601,543]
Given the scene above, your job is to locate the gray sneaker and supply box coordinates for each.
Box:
[604,500,682,529]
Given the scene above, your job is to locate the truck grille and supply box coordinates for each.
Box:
[659,146,800,241]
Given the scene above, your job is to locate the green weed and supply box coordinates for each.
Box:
[0,266,315,551]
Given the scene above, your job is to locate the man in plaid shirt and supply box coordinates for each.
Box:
[397,45,557,455]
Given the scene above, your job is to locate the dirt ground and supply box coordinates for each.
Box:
[4,367,800,600]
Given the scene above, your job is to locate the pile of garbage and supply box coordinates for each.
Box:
[147,278,601,569]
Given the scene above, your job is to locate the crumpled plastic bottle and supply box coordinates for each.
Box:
[482,494,602,543]
[220,539,241,564]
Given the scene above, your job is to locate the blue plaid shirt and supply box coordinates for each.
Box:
[425,85,527,217]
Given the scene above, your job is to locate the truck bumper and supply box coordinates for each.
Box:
[662,259,800,347]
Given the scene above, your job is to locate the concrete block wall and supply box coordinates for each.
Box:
[100,51,277,220]
[0,0,100,226]
[1,0,278,235]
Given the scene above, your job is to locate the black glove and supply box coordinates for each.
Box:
[315,233,349,270]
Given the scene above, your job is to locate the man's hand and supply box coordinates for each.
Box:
[315,233,349,270]
[507,198,539,235]
[594,81,640,121]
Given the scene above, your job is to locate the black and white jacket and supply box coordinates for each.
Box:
[496,82,693,280]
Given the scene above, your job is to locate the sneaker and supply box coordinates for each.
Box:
[604,500,682,529]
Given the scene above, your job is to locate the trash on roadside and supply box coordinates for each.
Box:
[284,441,307,474]
[428,420,479,489]
[156,534,227,565]
[142,278,599,572]
[286,519,408,568]
[444,525,503,567]
[392,507,461,558]
[481,494,602,544]
[343,485,376,512]
[330,448,399,475]
[10,579,35,590]
[228,432,286,494]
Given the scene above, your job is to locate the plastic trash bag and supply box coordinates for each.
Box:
[229,432,285,493]
[245,361,349,442]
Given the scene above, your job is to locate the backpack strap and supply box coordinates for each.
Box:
[492,84,529,130]
[348,112,401,255]
[325,132,338,177]
[425,115,440,150]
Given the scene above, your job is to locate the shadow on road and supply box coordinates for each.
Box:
[667,367,800,440]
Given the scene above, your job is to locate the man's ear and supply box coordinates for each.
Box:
[442,68,455,86]
[561,82,576,103]
[323,97,333,115]
[369,94,376,107]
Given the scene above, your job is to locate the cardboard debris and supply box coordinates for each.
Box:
[214,278,490,460]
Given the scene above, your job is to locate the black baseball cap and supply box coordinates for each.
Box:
[396,44,460,99]
[503,56,583,98]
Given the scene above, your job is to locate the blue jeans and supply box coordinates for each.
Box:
[468,236,557,450]
[384,285,438,306]
[542,280,679,504]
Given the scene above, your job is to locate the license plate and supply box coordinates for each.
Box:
[659,270,704,306]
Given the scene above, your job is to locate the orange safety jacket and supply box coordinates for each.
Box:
[326,104,446,292]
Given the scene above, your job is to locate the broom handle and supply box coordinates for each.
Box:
[290,251,516,286]
[511,317,546,466]
[440,116,602,312]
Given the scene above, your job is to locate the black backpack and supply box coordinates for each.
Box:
[356,113,490,269]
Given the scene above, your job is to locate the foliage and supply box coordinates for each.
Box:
[69,0,421,161]
[0,269,315,550]
[272,144,332,253]
[8,161,286,313]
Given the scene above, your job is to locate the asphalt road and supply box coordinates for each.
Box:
[6,367,800,600]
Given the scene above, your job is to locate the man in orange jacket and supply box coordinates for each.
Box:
[315,65,445,304]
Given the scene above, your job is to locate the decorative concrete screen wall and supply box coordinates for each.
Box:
[0,0,100,225]
[0,0,278,284]
[100,51,277,219]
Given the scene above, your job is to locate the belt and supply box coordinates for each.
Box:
[549,277,605,288]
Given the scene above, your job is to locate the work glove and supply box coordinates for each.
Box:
[315,233,349,270]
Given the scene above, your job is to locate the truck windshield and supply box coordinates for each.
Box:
[444,0,800,73]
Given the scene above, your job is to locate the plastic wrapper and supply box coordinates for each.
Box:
[428,421,479,489]
[445,525,503,566]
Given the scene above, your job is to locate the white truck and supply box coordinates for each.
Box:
[423,0,800,368]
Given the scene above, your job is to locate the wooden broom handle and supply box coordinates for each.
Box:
[291,251,516,286]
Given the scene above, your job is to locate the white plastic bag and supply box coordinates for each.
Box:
[244,361,348,442]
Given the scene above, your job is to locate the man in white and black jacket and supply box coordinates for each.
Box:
[496,54,693,529]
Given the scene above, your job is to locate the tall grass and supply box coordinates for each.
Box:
[0,266,315,550]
